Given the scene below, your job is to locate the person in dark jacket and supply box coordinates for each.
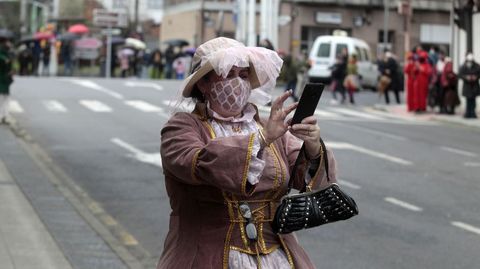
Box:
[459,53,480,119]
[282,54,299,101]
[440,59,459,115]
[382,51,401,104]
[330,55,347,104]
[164,45,175,79]
[0,39,13,123]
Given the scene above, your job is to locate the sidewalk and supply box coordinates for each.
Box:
[370,104,480,129]
[0,124,131,269]
[0,126,73,269]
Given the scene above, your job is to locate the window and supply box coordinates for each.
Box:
[362,48,370,61]
[113,0,127,9]
[355,46,363,61]
[147,0,163,9]
[316,43,331,58]
[335,43,348,58]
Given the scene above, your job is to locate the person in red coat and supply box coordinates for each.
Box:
[413,51,432,112]
[404,52,416,111]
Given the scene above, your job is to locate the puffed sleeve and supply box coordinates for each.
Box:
[160,113,258,196]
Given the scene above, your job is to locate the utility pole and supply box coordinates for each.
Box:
[465,0,474,53]
[383,0,389,52]
[247,0,256,46]
[403,0,412,58]
[134,0,139,33]
[20,0,28,35]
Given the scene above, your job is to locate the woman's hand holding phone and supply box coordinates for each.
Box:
[262,90,298,145]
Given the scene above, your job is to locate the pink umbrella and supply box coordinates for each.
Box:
[68,24,89,34]
[34,31,54,40]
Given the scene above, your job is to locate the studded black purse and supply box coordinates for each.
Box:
[272,139,358,234]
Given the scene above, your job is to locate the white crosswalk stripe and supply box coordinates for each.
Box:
[9,100,24,113]
[79,100,112,112]
[327,107,385,120]
[125,100,163,112]
[43,100,68,112]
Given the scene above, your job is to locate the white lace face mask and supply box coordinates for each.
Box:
[207,77,252,117]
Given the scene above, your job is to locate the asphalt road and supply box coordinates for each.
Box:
[9,77,480,269]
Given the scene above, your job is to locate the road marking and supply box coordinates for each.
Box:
[88,201,104,214]
[326,141,412,165]
[111,138,162,168]
[329,122,407,141]
[384,197,423,212]
[465,162,480,167]
[8,100,24,113]
[158,112,170,119]
[328,107,385,120]
[314,109,340,118]
[338,180,361,189]
[119,230,139,246]
[162,100,195,112]
[43,100,68,112]
[124,81,164,91]
[80,100,112,112]
[125,100,163,112]
[441,146,477,157]
[451,221,480,236]
[67,79,124,100]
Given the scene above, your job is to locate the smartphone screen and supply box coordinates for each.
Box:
[290,83,325,125]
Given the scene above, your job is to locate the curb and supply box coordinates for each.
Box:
[370,104,480,130]
[6,118,156,269]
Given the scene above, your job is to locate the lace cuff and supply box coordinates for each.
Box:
[247,135,266,185]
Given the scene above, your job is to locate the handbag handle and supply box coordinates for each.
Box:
[287,138,330,194]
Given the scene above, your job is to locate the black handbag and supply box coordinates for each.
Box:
[272,139,358,234]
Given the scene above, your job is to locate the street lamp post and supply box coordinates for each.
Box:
[383,0,389,52]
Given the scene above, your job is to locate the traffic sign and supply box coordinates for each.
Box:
[101,28,121,35]
[93,9,128,28]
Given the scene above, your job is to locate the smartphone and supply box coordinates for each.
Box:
[290,83,325,125]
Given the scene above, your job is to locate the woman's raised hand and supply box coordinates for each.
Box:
[288,116,322,159]
[262,90,298,145]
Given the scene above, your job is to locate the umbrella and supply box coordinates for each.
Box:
[184,47,196,56]
[120,47,135,56]
[110,36,125,45]
[34,31,54,40]
[125,37,146,50]
[68,24,89,34]
[0,29,14,39]
[18,35,37,44]
[57,32,81,41]
[163,38,189,47]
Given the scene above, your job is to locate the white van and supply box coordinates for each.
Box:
[307,35,378,89]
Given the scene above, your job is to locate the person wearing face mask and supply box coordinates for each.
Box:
[459,53,480,119]
[158,37,338,269]
[412,51,432,113]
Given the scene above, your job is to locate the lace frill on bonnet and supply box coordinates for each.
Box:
[177,40,283,108]
[203,46,283,105]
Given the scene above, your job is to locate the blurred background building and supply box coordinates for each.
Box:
[1,0,479,65]
[161,0,480,64]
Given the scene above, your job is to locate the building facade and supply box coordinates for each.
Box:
[162,0,454,60]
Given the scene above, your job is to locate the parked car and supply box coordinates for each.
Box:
[307,35,379,89]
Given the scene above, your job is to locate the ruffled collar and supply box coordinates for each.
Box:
[206,102,256,123]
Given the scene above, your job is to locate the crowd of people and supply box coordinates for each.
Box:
[403,47,479,118]
[1,29,479,120]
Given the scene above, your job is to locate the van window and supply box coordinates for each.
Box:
[335,43,348,58]
[355,46,364,61]
[361,48,371,61]
[316,43,331,58]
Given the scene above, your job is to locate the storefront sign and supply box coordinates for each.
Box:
[315,12,342,24]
